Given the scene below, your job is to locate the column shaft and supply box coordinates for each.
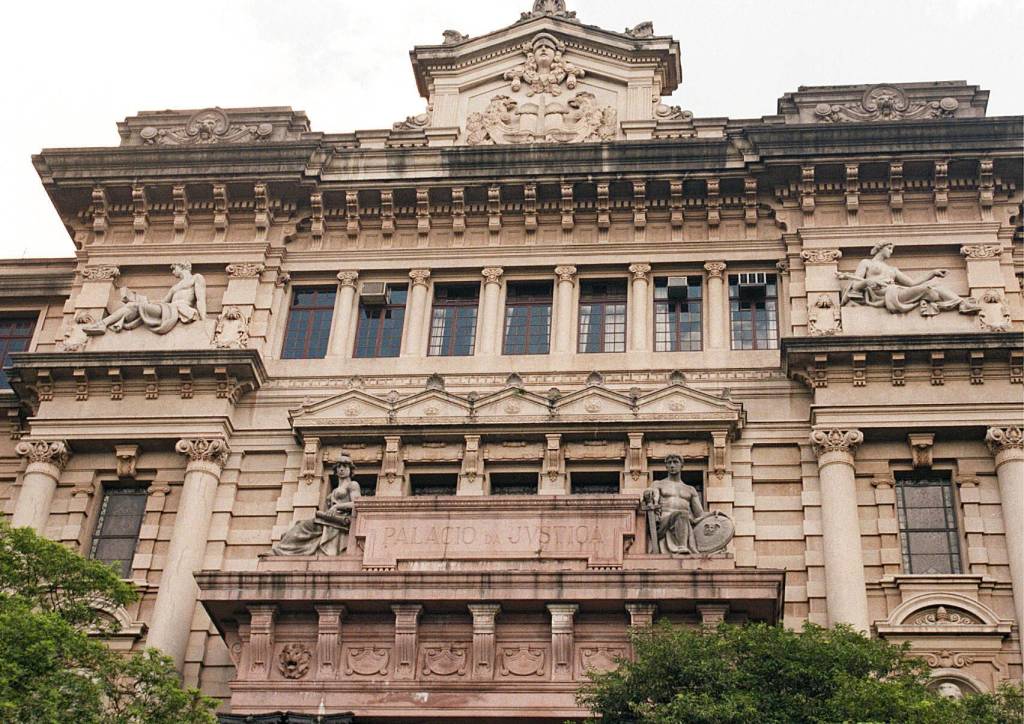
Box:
[552,266,576,354]
[811,429,869,631]
[147,439,229,669]
[987,427,1024,634]
[12,441,70,533]
[478,268,503,355]
[629,263,651,352]
[402,269,431,357]
[704,262,727,350]
[330,271,359,357]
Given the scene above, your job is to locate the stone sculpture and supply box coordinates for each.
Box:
[84,262,206,336]
[935,681,964,700]
[271,454,360,556]
[837,242,980,317]
[504,33,584,97]
[641,453,734,555]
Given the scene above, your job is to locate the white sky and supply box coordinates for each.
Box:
[1,0,1021,260]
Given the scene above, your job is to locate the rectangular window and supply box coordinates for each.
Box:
[354,284,407,358]
[503,281,552,355]
[490,471,539,495]
[410,473,458,496]
[281,287,336,359]
[654,276,702,352]
[729,273,778,350]
[570,471,621,495]
[0,315,35,388]
[578,279,627,353]
[429,284,479,357]
[89,487,148,578]
[895,471,962,574]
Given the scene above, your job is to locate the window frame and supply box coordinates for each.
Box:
[728,272,779,351]
[894,470,963,575]
[353,283,408,358]
[88,484,149,578]
[577,278,628,354]
[502,280,553,356]
[428,282,481,357]
[0,312,38,389]
[281,286,337,360]
[653,275,703,352]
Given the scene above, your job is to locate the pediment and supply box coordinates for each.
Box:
[289,390,391,426]
[405,4,682,145]
[392,389,474,422]
[473,387,552,420]
[555,386,635,417]
[636,385,745,421]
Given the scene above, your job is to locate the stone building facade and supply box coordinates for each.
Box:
[1,1,1022,720]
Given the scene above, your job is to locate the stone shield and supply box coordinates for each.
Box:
[694,511,735,553]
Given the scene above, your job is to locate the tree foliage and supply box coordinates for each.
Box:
[578,621,1023,724]
[0,523,217,724]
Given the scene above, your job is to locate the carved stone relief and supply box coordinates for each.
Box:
[808,295,841,336]
[910,606,980,626]
[466,91,616,145]
[345,646,390,676]
[520,0,576,21]
[499,646,546,677]
[504,34,583,97]
[976,290,1012,332]
[641,453,734,555]
[140,108,273,145]
[421,645,468,677]
[213,306,251,349]
[814,85,959,123]
[83,262,207,336]
[837,242,979,318]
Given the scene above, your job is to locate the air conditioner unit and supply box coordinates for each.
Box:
[665,276,690,300]
[359,281,387,305]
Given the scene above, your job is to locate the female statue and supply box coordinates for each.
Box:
[271,454,361,556]
[837,242,979,317]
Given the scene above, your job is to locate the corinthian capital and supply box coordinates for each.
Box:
[800,249,843,265]
[628,263,652,281]
[226,262,265,279]
[81,265,120,281]
[15,440,71,471]
[481,267,504,285]
[175,438,230,469]
[409,269,431,287]
[960,244,1002,260]
[985,426,1023,455]
[554,265,577,283]
[703,261,726,278]
[336,270,359,288]
[809,428,864,458]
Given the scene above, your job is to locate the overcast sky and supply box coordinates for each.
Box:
[2,0,1021,260]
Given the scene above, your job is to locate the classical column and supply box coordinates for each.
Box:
[12,440,70,532]
[810,428,869,631]
[547,603,578,681]
[552,265,577,354]
[478,267,504,355]
[402,269,431,357]
[704,261,727,350]
[147,438,230,670]
[468,603,501,680]
[330,270,359,357]
[986,426,1024,632]
[628,263,651,352]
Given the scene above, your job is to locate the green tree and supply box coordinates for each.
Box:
[578,620,1023,724]
[0,522,217,724]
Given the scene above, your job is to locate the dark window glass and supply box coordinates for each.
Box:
[354,284,407,358]
[895,471,962,574]
[490,471,539,495]
[281,287,336,359]
[503,281,552,355]
[410,473,458,496]
[570,471,621,495]
[0,315,35,388]
[578,279,627,353]
[352,474,377,497]
[728,273,778,350]
[429,284,479,357]
[89,487,148,578]
[654,276,702,352]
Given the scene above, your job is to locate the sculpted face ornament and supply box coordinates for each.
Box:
[837,242,980,318]
[504,33,584,97]
[140,108,273,145]
[814,84,960,123]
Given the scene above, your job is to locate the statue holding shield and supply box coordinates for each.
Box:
[641,453,734,555]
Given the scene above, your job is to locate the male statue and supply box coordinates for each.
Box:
[642,453,705,554]
[84,261,206,336]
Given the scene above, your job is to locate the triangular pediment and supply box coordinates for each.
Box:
[636,385,745,420]
[392,389,474,422]
[405,3,682,145]
[289,390,391,426]
[473,387,553,420]
[555,386,635,417]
